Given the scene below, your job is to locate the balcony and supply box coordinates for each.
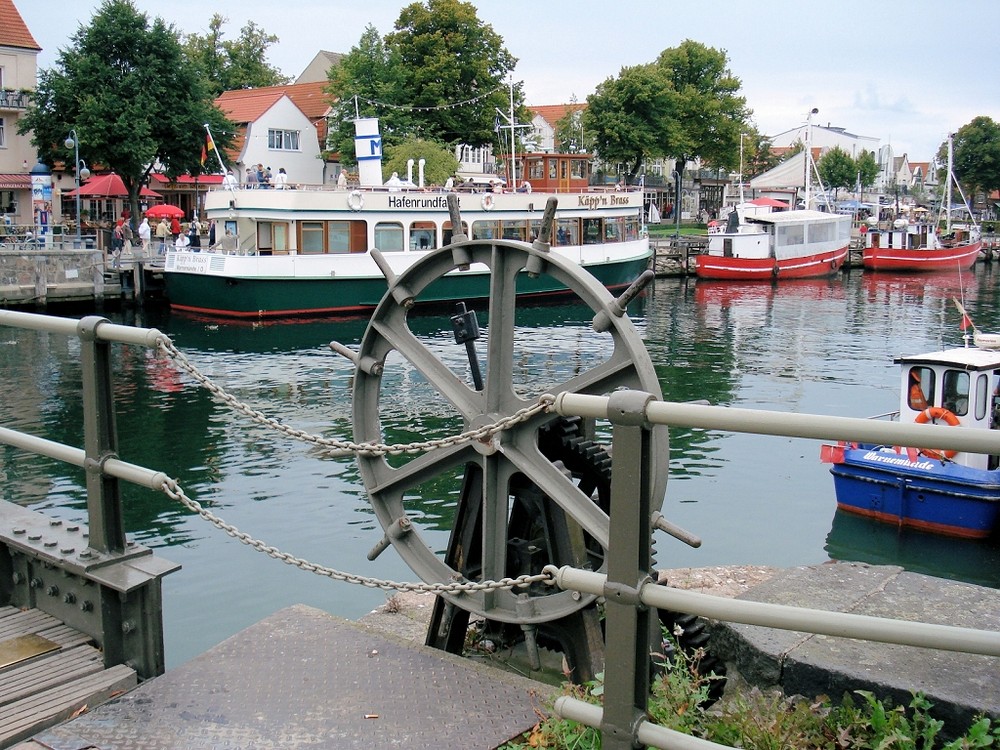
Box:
[0,89,31,110]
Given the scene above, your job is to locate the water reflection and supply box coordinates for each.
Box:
[3,264,1000,669]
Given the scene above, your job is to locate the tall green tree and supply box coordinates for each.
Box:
[939,116,1000,202]
[19,0,233,224]
[327,0,521,169]
[855,150,879,190]
[183,14,289,97]
[817,146,857,198]
[583,40,749,182]
[382,137,460,185]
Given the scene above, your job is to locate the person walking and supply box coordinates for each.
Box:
[169,216,181,241]
[137,217,151,255]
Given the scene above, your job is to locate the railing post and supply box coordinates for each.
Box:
[601,390,657,749]
[78,315,126,554]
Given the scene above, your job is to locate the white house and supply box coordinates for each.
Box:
[770,123,880,160]
[215,88,326,187]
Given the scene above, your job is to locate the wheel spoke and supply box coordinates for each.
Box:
[483,244,523,412]
[366,440,478,498]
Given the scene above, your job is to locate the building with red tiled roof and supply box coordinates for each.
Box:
[527,104,586,152]
[0,0,42,228]
[215,85,330,187]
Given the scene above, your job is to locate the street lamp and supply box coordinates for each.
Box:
[64,130,91,246]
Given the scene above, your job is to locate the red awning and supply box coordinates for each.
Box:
[63,172,161,198]
[149,174,225,185]
[0,174,31,190]
[748,197,790,208]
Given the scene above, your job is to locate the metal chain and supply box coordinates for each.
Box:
[151,336,558,593]
[159,476,553,594]
[156,337,552,456]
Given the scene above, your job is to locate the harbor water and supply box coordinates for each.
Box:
[2,265,999,669]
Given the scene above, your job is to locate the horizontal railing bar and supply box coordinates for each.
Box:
[0,309,168,349]
[0,426,168,491]
[549,566,1000,657]
[555,695,730,750]
[552,392,1000,455]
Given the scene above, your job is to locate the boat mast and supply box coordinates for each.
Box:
[946,133,954,234]
[508,76,517,191]
[739,132,746,204]
[804,108,818,210]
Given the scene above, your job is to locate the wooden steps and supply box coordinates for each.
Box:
[0,606,136,748]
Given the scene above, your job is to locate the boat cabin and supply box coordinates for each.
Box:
[707,208,850,261]
[864,220,940,251]
[897,346,1000,469]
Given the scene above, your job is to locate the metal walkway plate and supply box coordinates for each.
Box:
[34,604,556,750]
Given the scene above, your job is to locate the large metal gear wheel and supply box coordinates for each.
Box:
[351,220,668,627]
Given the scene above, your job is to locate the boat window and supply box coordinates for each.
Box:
[300,221,325,254]
[501,220,526,242]
[942,370,970,416]
[528,160,544,180]
[409,221,437,251]
[908,366,933,410]
[471,220,498,240]
[556,218,580,246]
[443,221,468,245]
[808,221,835,243]
[374,222,404,252]
[626,214,641,240]
[604,216,625,242]
[975,373,989,421]
[776,224,804,247]
[328,221,351,253]
[582,217,602,245]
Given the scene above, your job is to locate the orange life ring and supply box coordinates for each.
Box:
[913,406,959,459]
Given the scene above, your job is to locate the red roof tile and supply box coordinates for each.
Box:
[0,0,40,51]
[529,104,586,127]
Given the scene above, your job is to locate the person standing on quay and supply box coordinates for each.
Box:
[156,218,170,253]
[137,217,151,255]
[169,216,181,241]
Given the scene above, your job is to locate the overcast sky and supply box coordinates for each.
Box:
[16,0,1000,161]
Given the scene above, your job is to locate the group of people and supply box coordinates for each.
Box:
[243,164,289,189]
[111,213,219,256]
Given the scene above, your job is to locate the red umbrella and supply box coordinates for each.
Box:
[63,172,161,198]
[144,203,185,219]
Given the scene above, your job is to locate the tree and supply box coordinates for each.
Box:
[382,137,460,185]
[741,128,780,179]
[583,40,749,182]
[183,14,289,96]
[941,116,1000,202]
[817,146,857,198]
[326,1,521,168]
[553,101,589,153]
[19,0,233,225]
[855,150,879,191]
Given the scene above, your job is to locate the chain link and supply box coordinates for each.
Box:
[156,337,552,456]
[159,476,553,594]
[151,336,558,595]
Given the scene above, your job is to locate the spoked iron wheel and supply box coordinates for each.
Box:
[351,227,668,675]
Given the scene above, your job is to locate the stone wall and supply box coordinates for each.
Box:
[0,249,110,305]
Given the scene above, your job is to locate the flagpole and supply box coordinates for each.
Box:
[203,123,227,174]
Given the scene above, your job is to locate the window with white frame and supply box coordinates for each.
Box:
[268,129,300,151]
[0,117,5,148]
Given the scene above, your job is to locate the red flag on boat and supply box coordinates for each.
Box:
[961,312,973,331]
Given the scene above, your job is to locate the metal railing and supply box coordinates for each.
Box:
[0,310,178,680]
[2,310,999,746]
[547,390,1000,750]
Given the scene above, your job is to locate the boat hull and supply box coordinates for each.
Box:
[826,444,1000,539]
[163,249,652,318]
[693,244,848,281]
[862,241,981,272]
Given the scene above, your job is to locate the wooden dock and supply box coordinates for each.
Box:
[0,606,136,748]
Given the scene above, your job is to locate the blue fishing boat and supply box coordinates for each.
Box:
[821,315,1000,539]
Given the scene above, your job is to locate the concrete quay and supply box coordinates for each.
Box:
[15,562,999,749]
[711,562,1000,730]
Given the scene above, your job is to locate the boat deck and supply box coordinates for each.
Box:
[0,606,136,748]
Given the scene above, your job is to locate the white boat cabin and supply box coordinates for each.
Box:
[707,206,851,261]
[897,345,1000,469]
